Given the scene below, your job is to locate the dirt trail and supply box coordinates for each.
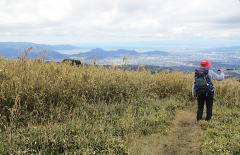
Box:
[129,109,201,155]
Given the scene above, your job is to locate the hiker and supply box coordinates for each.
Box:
[192,59,225,121]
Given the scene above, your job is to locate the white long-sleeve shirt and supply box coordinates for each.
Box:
[192,69,225,96]
[208,70,225,81]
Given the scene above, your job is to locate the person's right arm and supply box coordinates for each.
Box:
[209,70,225,81]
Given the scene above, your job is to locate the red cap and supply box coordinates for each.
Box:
[200,59,211,69]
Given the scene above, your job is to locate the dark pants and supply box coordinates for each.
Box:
[197,91,214,121]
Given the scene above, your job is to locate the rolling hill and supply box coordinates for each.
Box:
[0,42,76,60]
[70,48,168,60]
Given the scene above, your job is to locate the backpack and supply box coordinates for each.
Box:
[194,67,214,95]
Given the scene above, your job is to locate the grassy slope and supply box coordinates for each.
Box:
[199,80,240,154]
[0,58,239,154]
[128,109,201,155]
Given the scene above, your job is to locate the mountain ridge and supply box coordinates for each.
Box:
[0,42,169,60]
[0,42,78,60]
[70,48,169,60]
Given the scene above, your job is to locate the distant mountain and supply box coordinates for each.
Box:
[0,48,20,58]
[0,42,77,60]
[71,48,138,59]
[0,43,169,61]
[71,48,168,60]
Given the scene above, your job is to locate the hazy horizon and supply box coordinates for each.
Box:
[2,39,239,52]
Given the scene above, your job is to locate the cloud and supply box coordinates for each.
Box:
[0,0,70,25]
[0,0,240,44]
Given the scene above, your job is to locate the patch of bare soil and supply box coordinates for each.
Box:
[128,109,201,155]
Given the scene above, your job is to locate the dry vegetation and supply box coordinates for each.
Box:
[0,57,239,154]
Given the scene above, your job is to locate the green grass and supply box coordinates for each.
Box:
[0,98,185,154]
[199,104,240,154]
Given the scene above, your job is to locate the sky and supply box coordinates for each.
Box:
[0,0,240,48]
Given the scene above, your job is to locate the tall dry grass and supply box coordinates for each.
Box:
[0,57,239,154]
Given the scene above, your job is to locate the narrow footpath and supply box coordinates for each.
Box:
[129,109,201,155]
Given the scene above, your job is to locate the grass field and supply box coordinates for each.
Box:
[0,58,239,154]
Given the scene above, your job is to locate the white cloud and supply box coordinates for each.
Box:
[0,0,71,25]
[0,0,240,44]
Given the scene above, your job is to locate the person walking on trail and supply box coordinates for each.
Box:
[192,59,225,121]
